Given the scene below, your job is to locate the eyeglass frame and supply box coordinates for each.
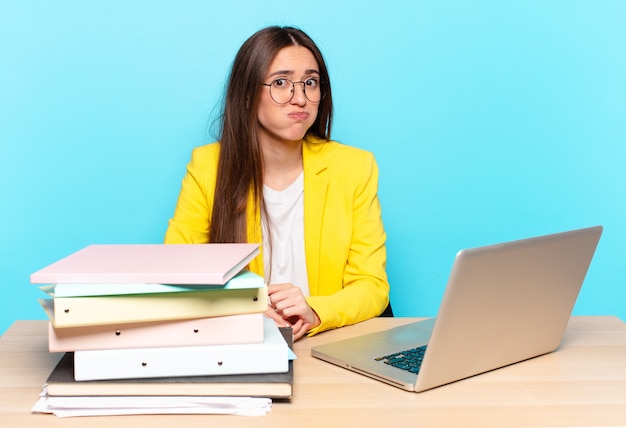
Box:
[261,77,326,104]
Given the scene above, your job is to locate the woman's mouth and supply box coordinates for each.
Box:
[288,111,309,121]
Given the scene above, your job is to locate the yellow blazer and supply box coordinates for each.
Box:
[164,135,390,335]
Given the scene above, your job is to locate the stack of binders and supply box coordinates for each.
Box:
[30,244,294,401]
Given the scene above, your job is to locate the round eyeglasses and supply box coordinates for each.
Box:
[261,77,324,104]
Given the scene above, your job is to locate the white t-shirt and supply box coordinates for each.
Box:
[261,172,309,296]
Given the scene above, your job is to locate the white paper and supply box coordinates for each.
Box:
[32,391,271,417]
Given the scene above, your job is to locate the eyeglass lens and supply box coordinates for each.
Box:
[267,78,322,104]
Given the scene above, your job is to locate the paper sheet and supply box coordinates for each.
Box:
[32,390,271,417]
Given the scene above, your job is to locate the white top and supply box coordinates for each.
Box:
[261,172,309,296]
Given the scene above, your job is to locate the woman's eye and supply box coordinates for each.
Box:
[305,78,319,88]
[273,78,288,88]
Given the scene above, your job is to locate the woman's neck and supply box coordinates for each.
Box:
[262,138,304,191]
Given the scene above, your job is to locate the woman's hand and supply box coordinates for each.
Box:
[264,283,320,341]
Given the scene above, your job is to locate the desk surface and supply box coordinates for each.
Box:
[2,316,626,427]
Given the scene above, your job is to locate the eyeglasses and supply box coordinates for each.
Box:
[261,77,324,104]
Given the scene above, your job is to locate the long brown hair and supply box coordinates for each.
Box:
[209,26,333,243]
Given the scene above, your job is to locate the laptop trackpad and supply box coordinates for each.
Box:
[382,318,435,347]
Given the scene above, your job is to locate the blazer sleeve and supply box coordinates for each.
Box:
[306,148,390,335]
[164,144,219,244]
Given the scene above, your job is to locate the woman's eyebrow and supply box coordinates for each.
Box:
[267,69,293,78]
[267,69,320,78]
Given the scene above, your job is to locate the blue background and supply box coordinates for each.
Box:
[1,1,624,334]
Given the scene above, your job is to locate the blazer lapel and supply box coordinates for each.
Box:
[302,140,328,296]
[246,190,264,275]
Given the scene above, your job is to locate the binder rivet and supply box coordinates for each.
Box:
[115,330,121,336]
[218,361,223,366]
[193,329,199,333]
[253,297,258,301]
[64,309,70,313]
[142,362,147,367]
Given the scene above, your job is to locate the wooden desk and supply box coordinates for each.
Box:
[2,317,626,427]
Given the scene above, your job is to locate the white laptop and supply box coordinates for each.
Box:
[311,226,603,392]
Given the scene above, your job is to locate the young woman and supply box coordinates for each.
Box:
[165,26,390,340]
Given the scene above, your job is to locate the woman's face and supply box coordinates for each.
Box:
[257,45,320,148]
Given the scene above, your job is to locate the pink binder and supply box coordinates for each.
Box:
[48,313,264,352]
[30,243,260,285]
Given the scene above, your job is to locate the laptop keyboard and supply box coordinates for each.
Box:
[375,345,427,374]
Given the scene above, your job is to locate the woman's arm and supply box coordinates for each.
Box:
[164,144,219,244]
[304,144,390,335]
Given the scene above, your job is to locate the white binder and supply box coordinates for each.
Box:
[73,318,289,381]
